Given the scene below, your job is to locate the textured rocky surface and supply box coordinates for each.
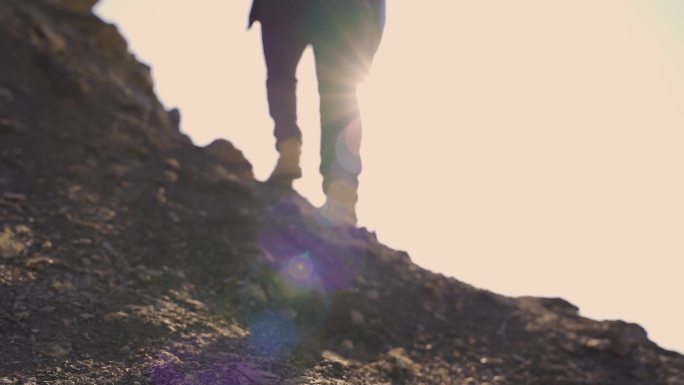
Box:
[1,1,683,384]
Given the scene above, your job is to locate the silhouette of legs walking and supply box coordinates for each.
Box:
[260,7,308,184]
[257,0,385,222]
[312,2,383,223]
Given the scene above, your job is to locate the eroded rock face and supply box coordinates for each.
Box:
[0,1,682,384]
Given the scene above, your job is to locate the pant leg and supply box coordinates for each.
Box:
[311,0,384,193]
[260,4,309,147]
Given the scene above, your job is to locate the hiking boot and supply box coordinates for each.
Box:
[267,138,302,186]
[318,199,357,226]
[318,180,358,226]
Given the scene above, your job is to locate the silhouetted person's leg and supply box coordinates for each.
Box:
[313,1,384,224]
[316,71,363,222]
[260,4,309,184]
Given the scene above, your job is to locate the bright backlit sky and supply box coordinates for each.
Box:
[96,0,684,353]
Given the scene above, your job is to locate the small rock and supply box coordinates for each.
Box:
[249,283,268,304]
[350,310,365,325]
[480,356,504,365]
[0,228,25,259]
[14,225,31,234]
[322,350,352,367]
[156,187,167,204]
[104,311,128,322]
[340,339,355,352]
[97,208,116,221]
[79,313,95,320]
[0,119,20,133]
[44,344,70,359]
[50,280,75,292]
[0,377,15,384]
[108,164,130,178]
[168,108,181,129]
[162,170,178,183]
[163,158,181,171]
[204,139,253,177]
[25,255,55,269]
[236,364,280,385]
[102,242,116,253]
[367,289,380,300]
[0,86,14,104]
[582,337,611,351]
[386,347,421,377]
[168,211,181,223]
[31,24,67,53]
[2,192,27,202]
[207,164,240,184]
[15,311,30,320]
[72,238,92,245]
[182,298,207,311]
[613,321,649,346]
[161,319,177,332]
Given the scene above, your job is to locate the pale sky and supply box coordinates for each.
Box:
[95,0,684,353]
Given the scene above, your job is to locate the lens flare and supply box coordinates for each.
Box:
[280,253,325,292]
[283,254,314,281]
[334,118,363,174]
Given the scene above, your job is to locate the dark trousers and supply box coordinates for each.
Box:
[259,0,384,193]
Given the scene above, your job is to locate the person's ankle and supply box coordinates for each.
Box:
[319,179,358,225]
[268,138,302,184]
[318,199,357,226]
[324,179,358,205]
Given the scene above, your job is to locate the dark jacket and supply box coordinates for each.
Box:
[248,0,386,31]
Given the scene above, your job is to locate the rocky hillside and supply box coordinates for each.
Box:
[1,1,683,384]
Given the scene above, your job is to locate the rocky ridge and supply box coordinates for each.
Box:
[1,1,683,384]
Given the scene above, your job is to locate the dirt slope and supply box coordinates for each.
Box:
[1,1,683,384]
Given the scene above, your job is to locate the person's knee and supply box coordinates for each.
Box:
[317,77,357,97]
